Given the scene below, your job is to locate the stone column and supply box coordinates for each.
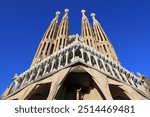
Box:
[50,59,55,72]
[121,73,132,86]
[80,48,84,60]
[35,67,42,80]
[65,51,69,65]
[107,64,115,76]
[94,56,100,70]
[58,54,62,68]
[87,52,92,65]
[28,71,35,83]
[43,62,49,74]
[71,47,75,62]
[101,60,107,72]
[20,75,27,88]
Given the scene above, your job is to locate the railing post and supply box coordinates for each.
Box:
[50,58,55,72]
[72,47,75,62]
[65,51,69,65]
[58,54,62,68]
[87,52,92,65]
[43,62,49,74]
[28,71,34,83]
[35,67,41,80]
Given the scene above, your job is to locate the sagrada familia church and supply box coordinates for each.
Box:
[2,9,150,100]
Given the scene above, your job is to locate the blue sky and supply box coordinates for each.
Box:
[0,0,150,96]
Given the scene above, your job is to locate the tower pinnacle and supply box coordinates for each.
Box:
[81,10,87,20]
[51,11,60,23]
[54,9,69,52]
[91,13,96,19]
[62,9,69,19]
[31,11,60,66]
[81,9,86,14]
[65,9,69,14]
[81,10,97,49]
[90,13,100,25]
[91,12,119,62]
[56,11,60,16]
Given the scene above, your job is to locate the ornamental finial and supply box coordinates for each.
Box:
[65,9,69,14]
[62,9,69,18]
[56,11,60,16]
[81,9,86,15]
[91,13,96,19]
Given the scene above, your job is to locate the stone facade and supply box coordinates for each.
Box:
[2,9,150,100]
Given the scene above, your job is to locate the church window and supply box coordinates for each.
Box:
[50,44,54,54]
[103,45,107,53]
[45,42,50,55]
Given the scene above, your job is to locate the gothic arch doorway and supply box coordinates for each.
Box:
[54,72,106,100]
[25,83,51,100]
[109,85,131,100]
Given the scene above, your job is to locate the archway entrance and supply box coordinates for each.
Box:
[25,83,51,100]
[55,72,106,100]
[109,85,131,100]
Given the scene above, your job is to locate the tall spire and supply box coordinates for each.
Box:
[31,11,60,66]
[81,10,97,49]
[91,13,119,62]
[44,11,60,40]
[54,9,69,52]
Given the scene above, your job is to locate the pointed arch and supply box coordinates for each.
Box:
[25,83,51,100]
[54,72,106,100]
[109,84,131,100]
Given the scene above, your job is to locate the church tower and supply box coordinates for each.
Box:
[91,13,119,62]
[81,10,97,50]
[31,11,60,66]
[2,9,150,100]
[54,9,69,52]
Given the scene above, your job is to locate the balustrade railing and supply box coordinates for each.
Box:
[6,40,146,97]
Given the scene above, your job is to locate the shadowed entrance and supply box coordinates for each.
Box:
[109,85,131,100]
[55,72,106,100]
[25,83,51,100]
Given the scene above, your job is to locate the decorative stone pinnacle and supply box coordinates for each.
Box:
[81,10,86,15]
[51,11,60,23]
[91,13,96,19]
[65,9,69,14]
[56,11,60,16]
[62,9,69,18]
[91,13,100,25]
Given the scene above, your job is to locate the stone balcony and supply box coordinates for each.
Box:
[2,38,150,99]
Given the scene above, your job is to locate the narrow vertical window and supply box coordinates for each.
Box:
[50,44,54,54]
[59,38,62,49]
[86,40,89,45]
[97,27,103,41]
[103,45,107,53]
[63,38,66,47]
[45,43,50,55]
[61,27,64,35]
[90,39,93,47]
[102,31,107,41]
[97,46,99,51]
[55,40,58,51]
[46,26,53,38]
[100,45,103,53]
[40,42,46,55]
[85,28,87,36]
[107,44,112,53]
